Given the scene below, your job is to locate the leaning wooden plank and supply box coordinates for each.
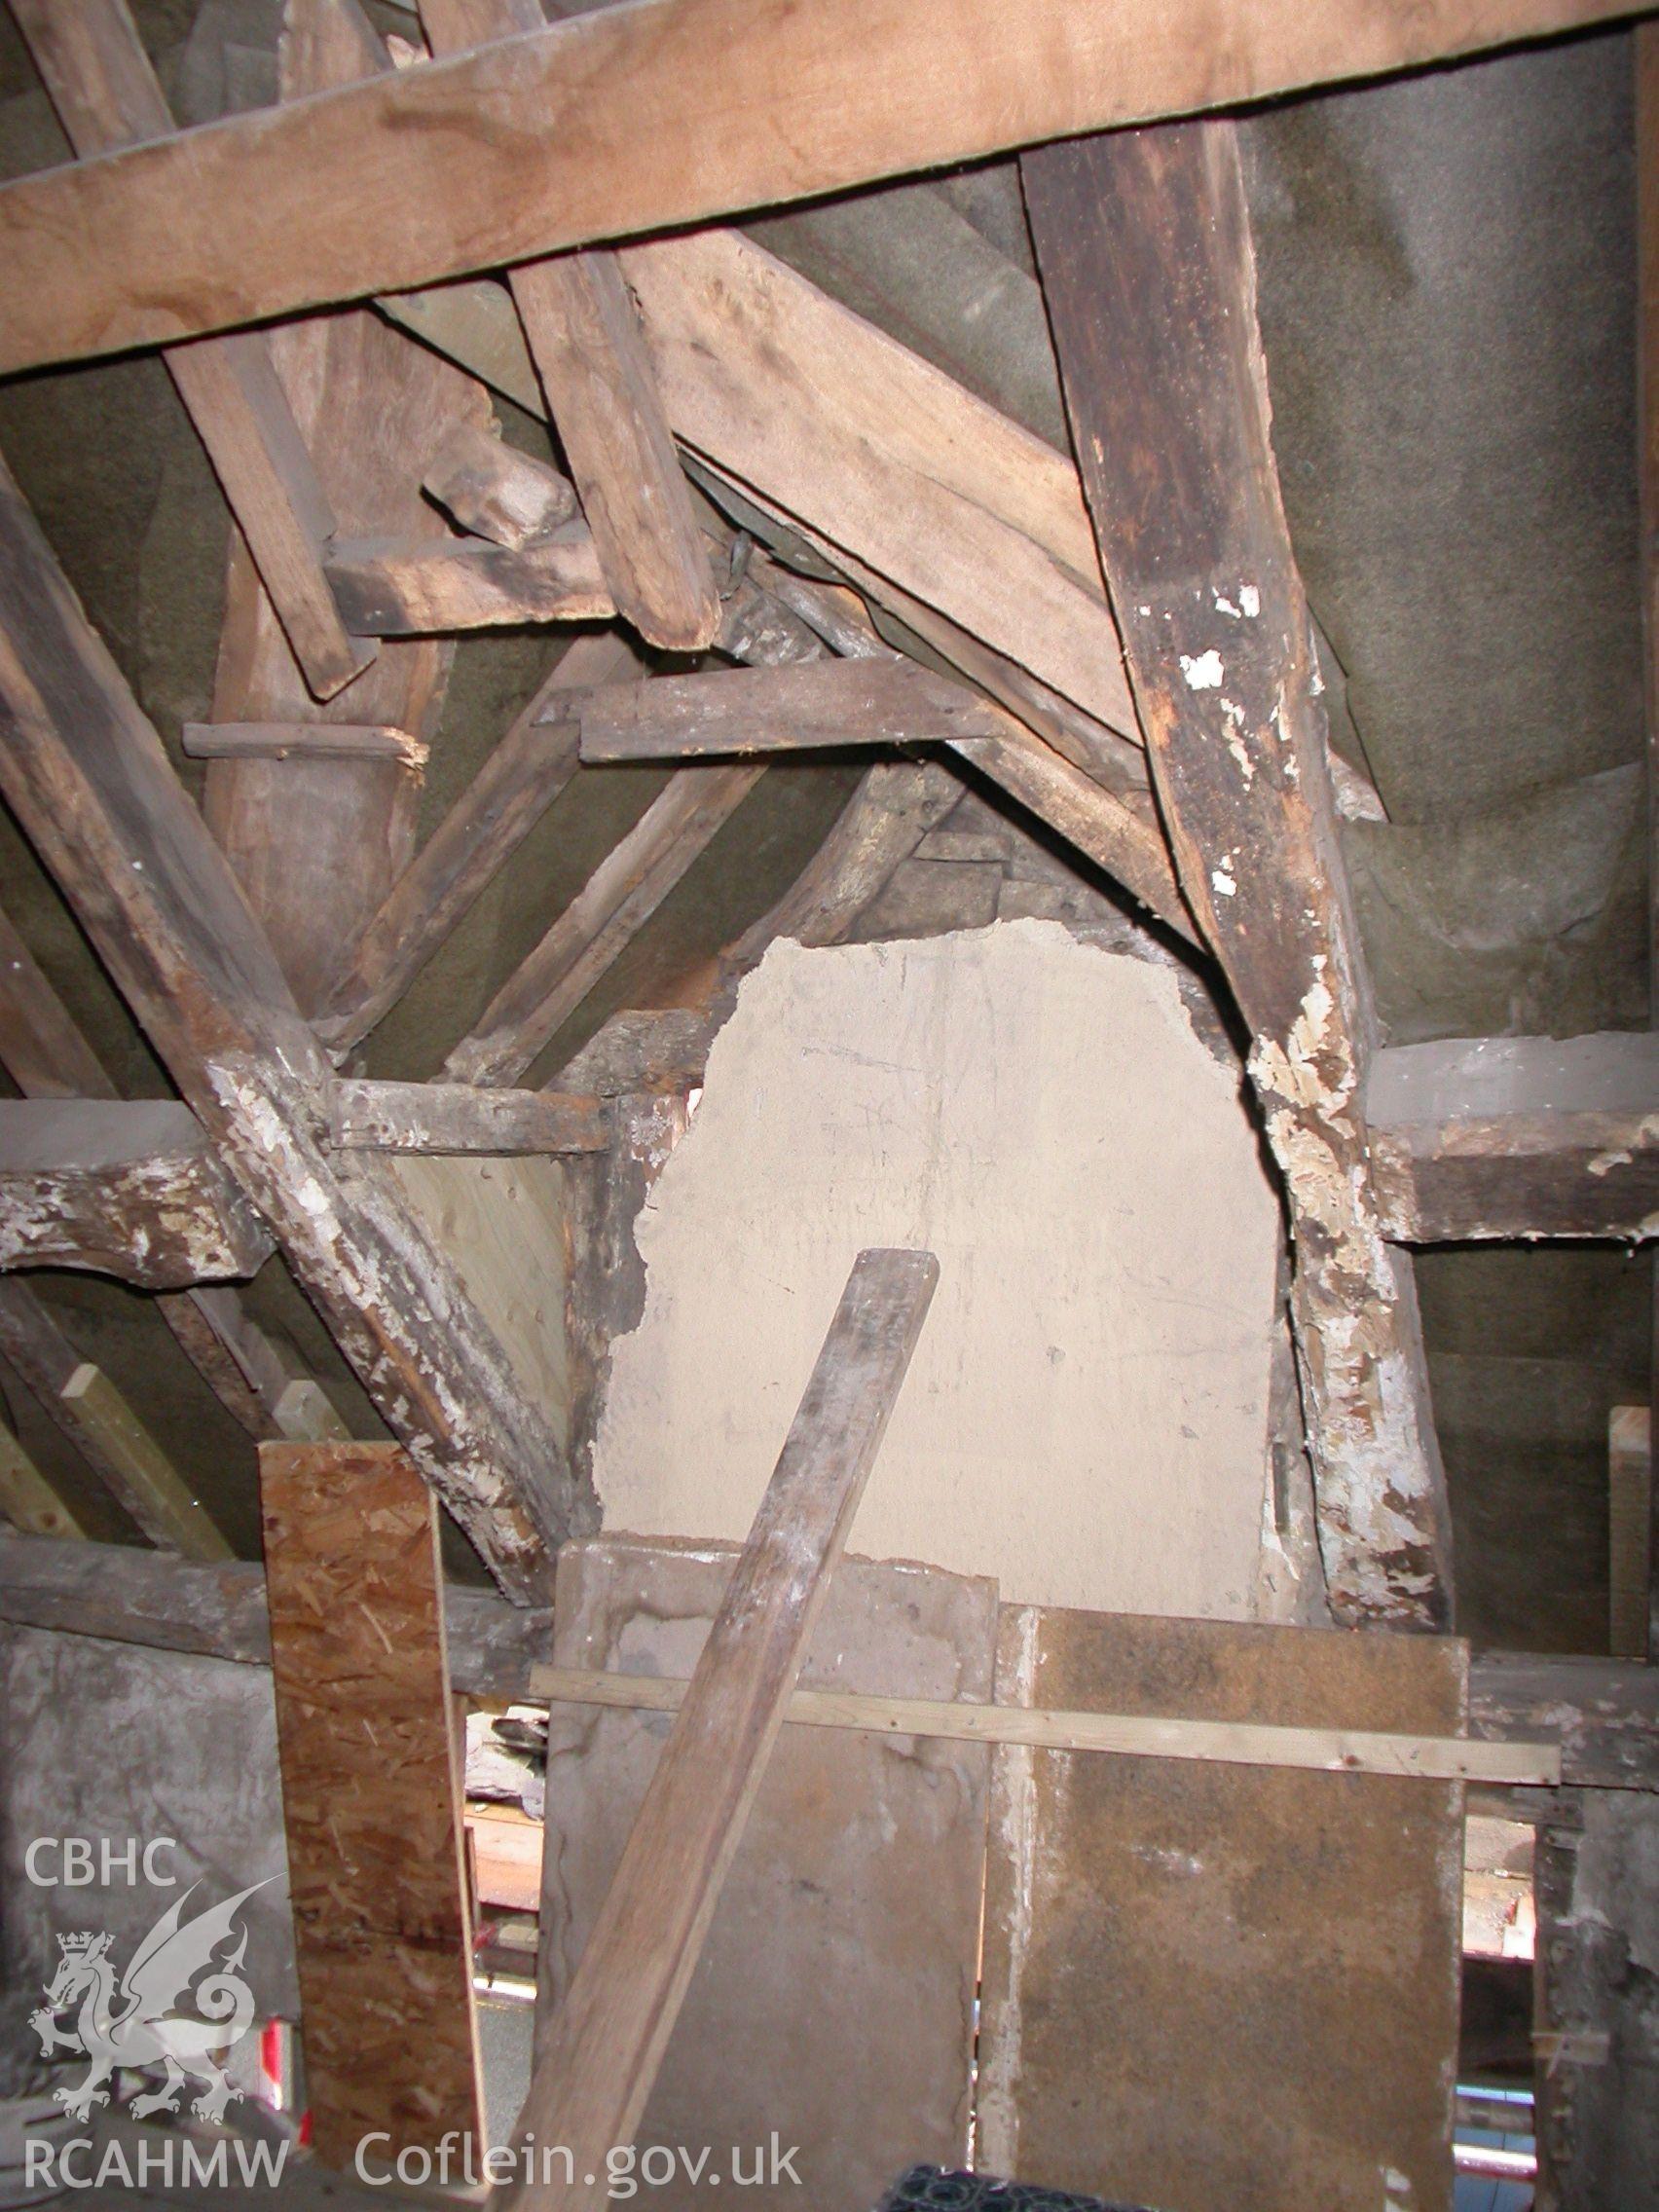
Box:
[260,1441,484,2170]
[522,1663,1555,1788]
[0,0,1637,372]
[181,720,424,764]
[445,765,763,1088]
[422,417,578,549]
[0,1528,556,1698]
[0,1428,90,1541]
[579,659,1007,761]
[0,1279,232,1557]
[420,0,719,654]
[317,630,642,1053]
[10,0,374,701]
[500,1246,938,2212]
[328,1079,607,1155]
[0,1098,272,1287]
[1639,20,1659,1672]
[0,452,582,1595]
[325,529,614,635]
[0,901,115,1102]
[1024,124,1451,1629]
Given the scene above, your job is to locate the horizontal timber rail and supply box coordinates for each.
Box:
[526,1665,1560,1787]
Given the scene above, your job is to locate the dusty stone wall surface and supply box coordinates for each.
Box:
[594,922,1283,1618]
[0,1626,295,2039]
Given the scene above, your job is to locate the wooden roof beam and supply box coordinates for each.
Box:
[11,0,375,702]
[0,0,1638,373]
[0,892,340,1447]
[317,631,642,1054]
[0,1098,272,1287]
[1367,1032,1659,1243]
[327,1079,607,1156]
[419,0,720,653]
[0,451,584,1597]
[0,1279,232,1560]
[1025,122,1453,1629]
[444,763,762,1088]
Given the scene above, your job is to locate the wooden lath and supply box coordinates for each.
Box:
[0,0,1636,373]
[1023,122,1453,1628]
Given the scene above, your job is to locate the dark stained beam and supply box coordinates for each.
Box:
[327,1079,607,1157]
[1366,1033,1659,1243]
[0,0,1636,373]
[444,764,762,1088]
[12,0,375,702]
[421,0,721,654]
[1024,122,1452,1628]
[316,632,641,1054]
[323,528,614,636]
[0,450,583,1597]
[577,658,1007,761]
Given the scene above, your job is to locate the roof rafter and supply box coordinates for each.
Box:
[0,450,582,1597]
[1025,121,1454,1629]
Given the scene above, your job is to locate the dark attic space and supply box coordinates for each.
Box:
[0,4,1654,2211]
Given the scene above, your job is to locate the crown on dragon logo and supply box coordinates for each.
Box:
[55,1932,110,1961]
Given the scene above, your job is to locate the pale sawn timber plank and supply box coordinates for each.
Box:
[523,1666,1557,1788]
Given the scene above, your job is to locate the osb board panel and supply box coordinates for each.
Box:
[260,1442,482,2170]
[538,1534,997,2210]
[390,1154,570,1448]
[978,1608,1466,2212]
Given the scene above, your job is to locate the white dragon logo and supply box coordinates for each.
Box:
[29,1880,273,2124]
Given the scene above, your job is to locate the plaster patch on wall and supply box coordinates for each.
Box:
[593,923,1281,1618]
